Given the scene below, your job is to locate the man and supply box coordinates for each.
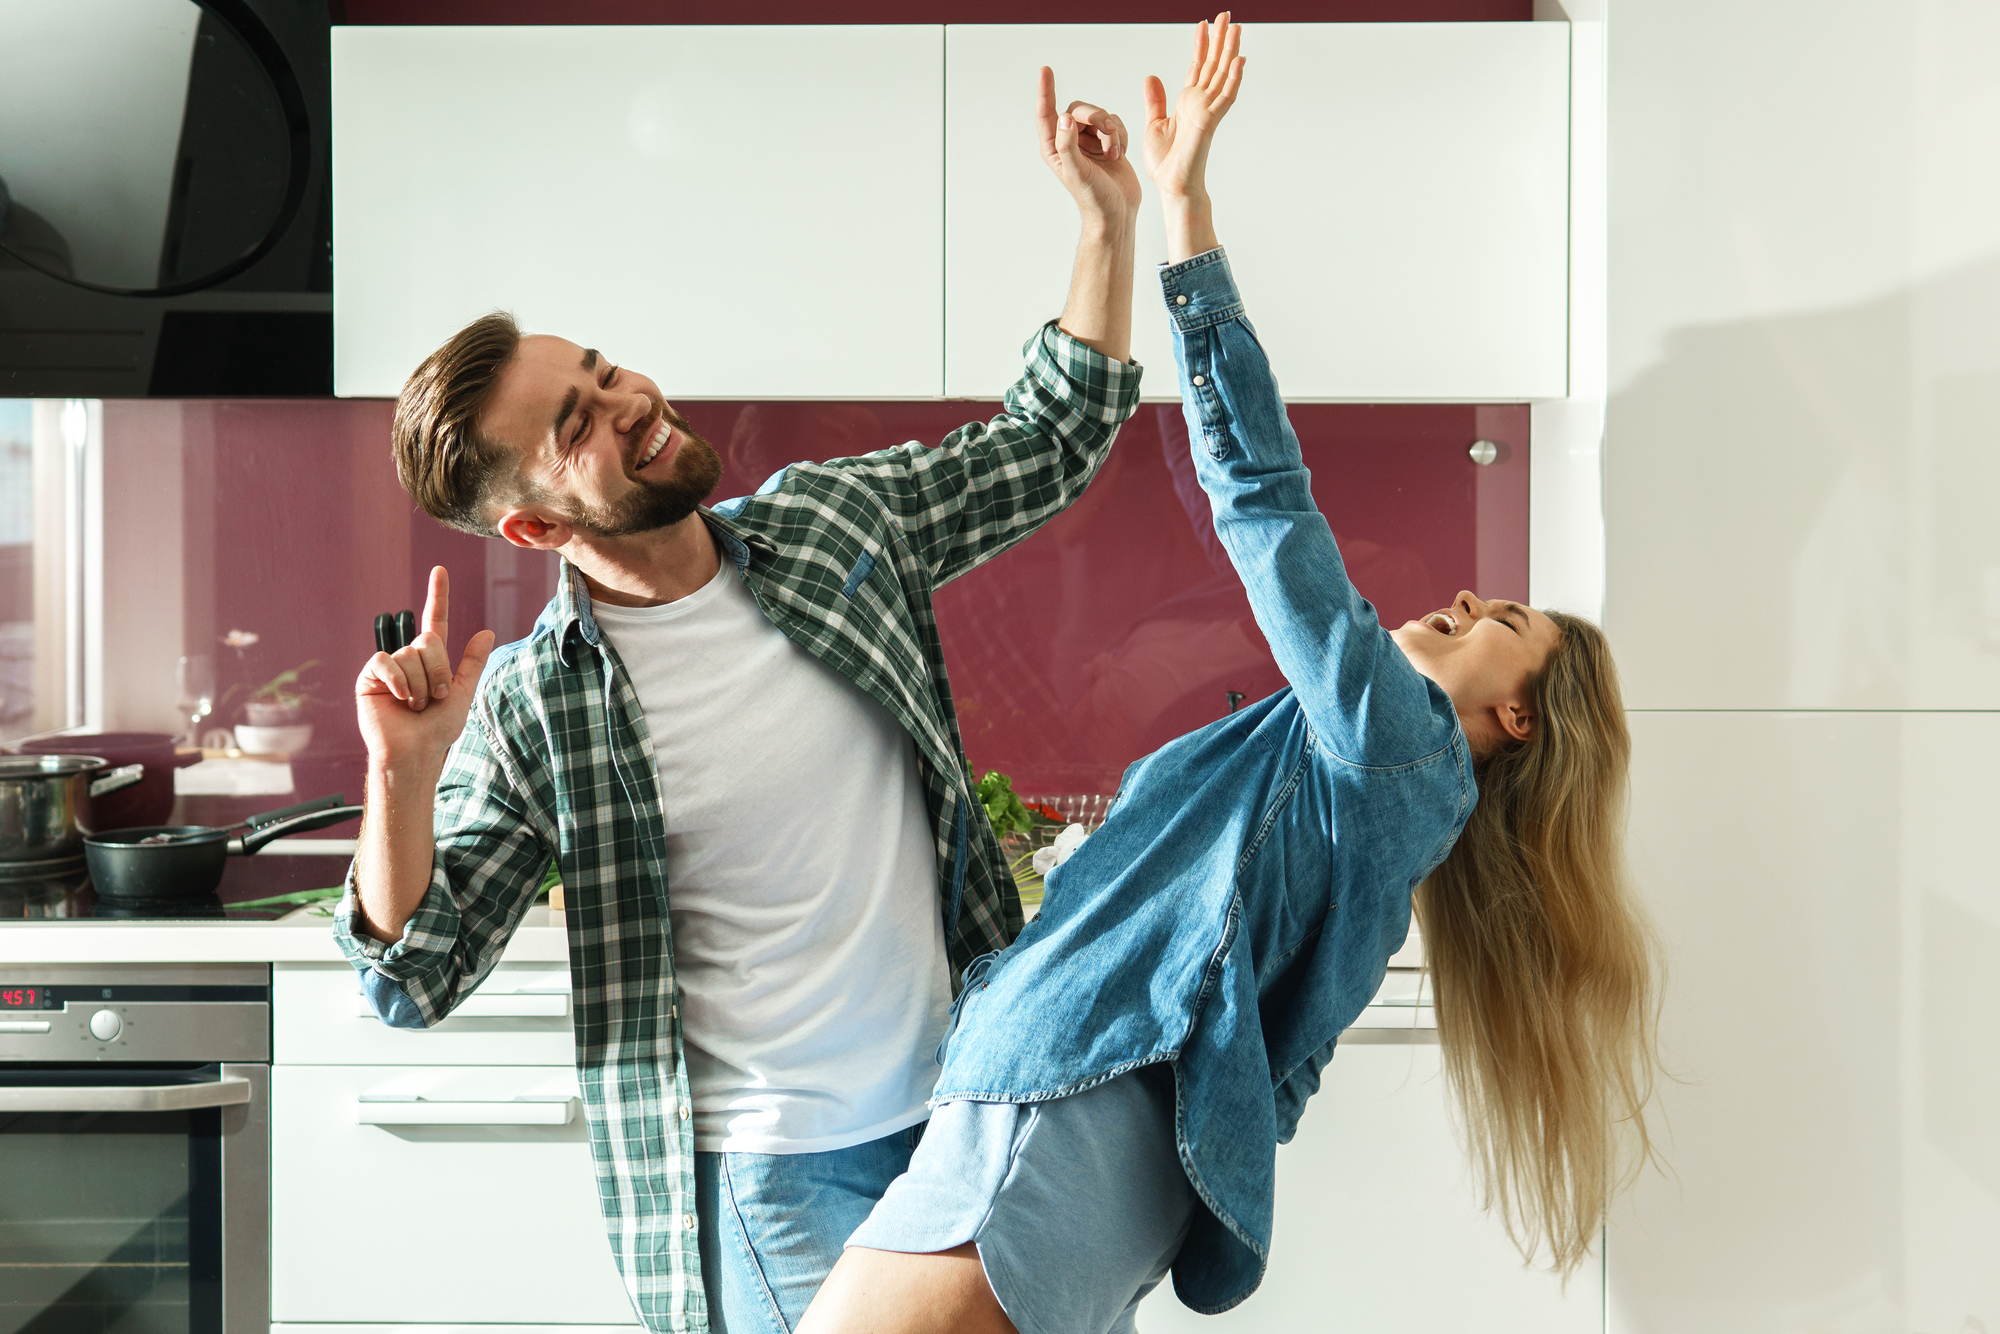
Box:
[335,70,1142,1334]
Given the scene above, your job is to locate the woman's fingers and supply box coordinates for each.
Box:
[1185,18,1208,90]
[1215,53,1246,111]
[1198,13,1229,88]
[1143,73,1169,126]
[1210,20,1242,96]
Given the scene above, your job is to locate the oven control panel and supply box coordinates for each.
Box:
[0,982,269,1062]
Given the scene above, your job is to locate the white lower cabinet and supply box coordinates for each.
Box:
[1136,1040,1602,1332]
[271,1065,634,1325]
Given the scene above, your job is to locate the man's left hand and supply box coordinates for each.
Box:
[1037,67,1142,229]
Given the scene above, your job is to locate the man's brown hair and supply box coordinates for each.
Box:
[392,311,528,537]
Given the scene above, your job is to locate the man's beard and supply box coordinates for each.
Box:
[562,405,724,538]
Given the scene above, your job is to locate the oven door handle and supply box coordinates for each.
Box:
[0,1077,255,1113]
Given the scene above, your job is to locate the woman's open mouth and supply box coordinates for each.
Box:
[1422,611,1459,636]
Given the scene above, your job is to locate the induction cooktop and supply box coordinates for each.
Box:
[0,860,303,922]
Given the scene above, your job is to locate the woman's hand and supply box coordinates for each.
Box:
[1037,66,1143,233]
[1143,12,1245,260]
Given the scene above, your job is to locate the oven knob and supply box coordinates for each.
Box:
[88,1010,122,1042]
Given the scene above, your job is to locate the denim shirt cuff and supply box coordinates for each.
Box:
[1159,248,1245,331]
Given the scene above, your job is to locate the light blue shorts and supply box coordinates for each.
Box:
[844,1065,1197,1334]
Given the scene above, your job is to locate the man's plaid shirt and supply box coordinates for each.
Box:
[334,321,1140,1334]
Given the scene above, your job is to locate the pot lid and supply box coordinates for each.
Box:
[0,754,108,778]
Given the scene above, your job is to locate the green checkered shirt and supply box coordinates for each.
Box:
[335,321,1140,1334]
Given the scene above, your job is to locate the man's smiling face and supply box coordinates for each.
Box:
[479,334,722,540]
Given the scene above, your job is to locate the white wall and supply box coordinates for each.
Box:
[1604,0,2000,1328]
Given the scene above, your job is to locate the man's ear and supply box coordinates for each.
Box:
[497,506,571,552]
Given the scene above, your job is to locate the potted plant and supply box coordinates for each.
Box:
[232,660,319,755]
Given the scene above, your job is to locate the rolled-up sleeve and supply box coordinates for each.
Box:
[826,321,1143,586]
[333,708,552,1028]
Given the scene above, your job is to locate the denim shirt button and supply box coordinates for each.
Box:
[1192,374,1206,386]
[1175,294,1190,306]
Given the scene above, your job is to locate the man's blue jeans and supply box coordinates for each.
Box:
[693,1122,926,1333]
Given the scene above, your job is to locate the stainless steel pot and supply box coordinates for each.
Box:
[0,755,145,862]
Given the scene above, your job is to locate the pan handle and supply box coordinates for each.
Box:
[244,793,347,830]
[88,764,145,798]
[232,805,362,856]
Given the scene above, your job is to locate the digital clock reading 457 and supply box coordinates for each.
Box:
[1,987,44,1008]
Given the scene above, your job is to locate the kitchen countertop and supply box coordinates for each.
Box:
[0,904,569,965]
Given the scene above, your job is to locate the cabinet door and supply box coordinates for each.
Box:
[271,1065,634,1324]
[1136,1040,1602,1332]
[333,26,944,399]
[944,24,1569,401]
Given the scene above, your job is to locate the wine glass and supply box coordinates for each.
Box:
[174,654,215,747]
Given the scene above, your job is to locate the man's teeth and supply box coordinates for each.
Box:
[638,422,668,467]
[1424,612,1458,635]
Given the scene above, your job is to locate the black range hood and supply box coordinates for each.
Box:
[0,0,332,397]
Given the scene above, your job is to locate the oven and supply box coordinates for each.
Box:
[0,963,269,1334]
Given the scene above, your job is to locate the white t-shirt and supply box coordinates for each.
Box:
[590,556,951,1154]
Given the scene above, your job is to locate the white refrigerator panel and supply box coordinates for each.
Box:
[944,23,1570,402]
[1137,1039,1601,1332]
[333,26,944,399]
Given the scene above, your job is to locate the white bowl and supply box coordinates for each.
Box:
[234,723,312,756]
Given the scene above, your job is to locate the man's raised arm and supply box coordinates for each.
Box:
[351,565,494,942]
[1036,65,1142,363]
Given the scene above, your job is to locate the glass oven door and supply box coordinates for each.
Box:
[0,1063,267,1334]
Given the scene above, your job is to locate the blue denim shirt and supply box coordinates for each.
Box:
[929,249,1477,1314]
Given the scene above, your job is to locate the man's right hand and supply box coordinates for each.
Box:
[356,565,496,772]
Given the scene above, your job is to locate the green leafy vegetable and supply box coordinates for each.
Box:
[973,769,1036,842]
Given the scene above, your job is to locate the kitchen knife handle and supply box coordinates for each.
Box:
[374,612,395,655]
[395,609,417,650]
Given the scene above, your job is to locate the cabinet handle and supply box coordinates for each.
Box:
[356,1094,577,1126]
[0,1077,253,1113]
[352,992,570,1020]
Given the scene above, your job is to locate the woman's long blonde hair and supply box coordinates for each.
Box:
[1413,611,1660,1274]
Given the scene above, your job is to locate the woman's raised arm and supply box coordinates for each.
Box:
[1145,17,1454,767]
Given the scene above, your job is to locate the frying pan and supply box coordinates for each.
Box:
[83,793,361,900]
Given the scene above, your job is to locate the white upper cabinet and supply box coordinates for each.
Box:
[332,26,944,399]
[944,24,1571,401]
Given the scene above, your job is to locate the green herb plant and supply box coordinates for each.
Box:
[972,769,1063,908]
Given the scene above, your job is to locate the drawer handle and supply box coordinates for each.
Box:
[353,992,570,1020]
[356,1094,577,1126]
[0,1021,53,1034]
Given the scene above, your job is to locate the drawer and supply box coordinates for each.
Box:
[275,962,577,1065]
[271,1065,634,1325]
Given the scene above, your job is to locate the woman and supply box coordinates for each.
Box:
[799,17,1659,1334]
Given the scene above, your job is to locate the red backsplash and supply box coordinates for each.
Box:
[147,395,1523,806]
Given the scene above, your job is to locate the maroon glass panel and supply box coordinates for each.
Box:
[700,398,1526,793]
[128,395,1521,894]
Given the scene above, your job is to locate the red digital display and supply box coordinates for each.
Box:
[1,987,41,1009]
